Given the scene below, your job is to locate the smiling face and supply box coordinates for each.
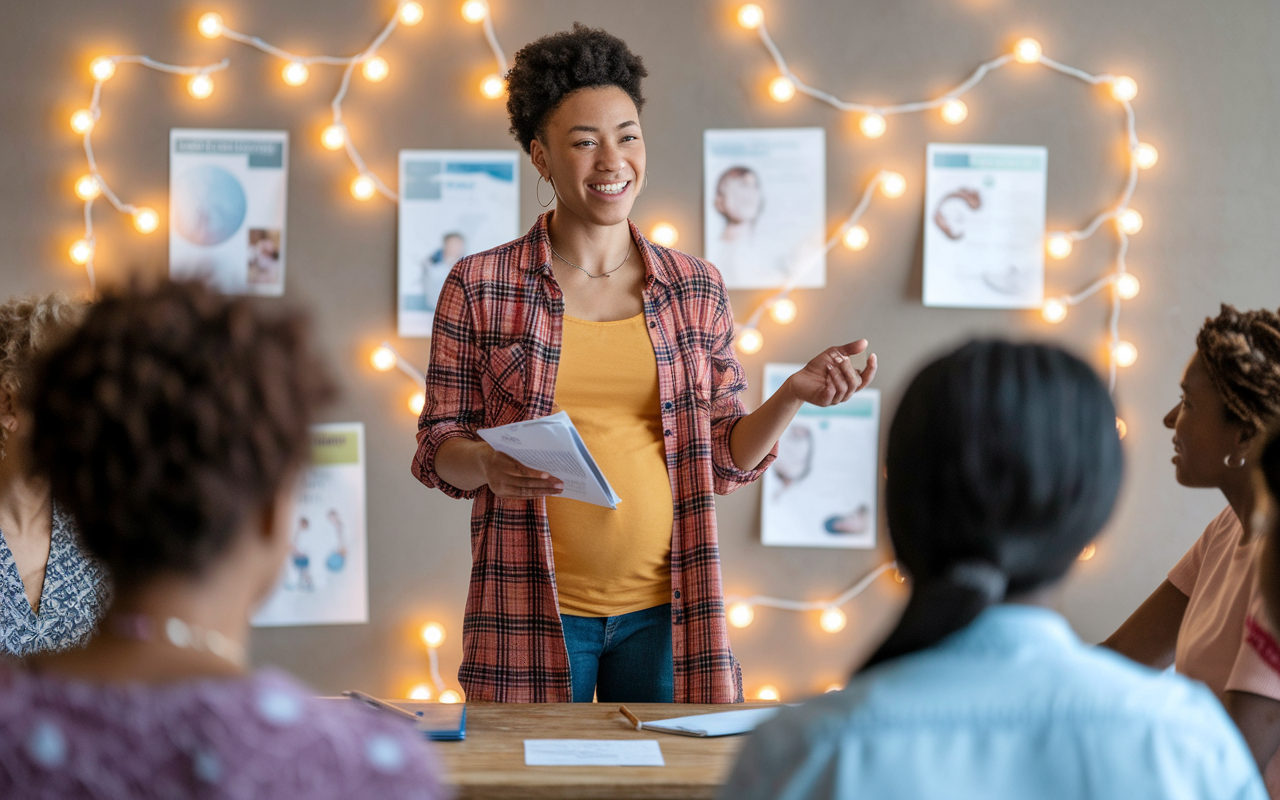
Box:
[1165,352,1250,488]
[529,85,645,228]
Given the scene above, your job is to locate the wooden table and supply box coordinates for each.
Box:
[435,702,757,800]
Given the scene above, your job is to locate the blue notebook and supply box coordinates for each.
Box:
[400,701,467,742]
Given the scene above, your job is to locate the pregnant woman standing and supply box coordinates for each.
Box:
[412,24,876,703]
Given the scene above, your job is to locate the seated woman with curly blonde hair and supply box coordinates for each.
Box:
[0,293,108,657]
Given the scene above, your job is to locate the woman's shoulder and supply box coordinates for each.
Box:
[0,664,445,799]
[449,225,546,287]
[644,241,727,290]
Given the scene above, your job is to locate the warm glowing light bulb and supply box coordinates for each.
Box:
[1110,76,1138,102]
[479,74,506,99]
[842,224,869,251]
[860,113,887,139]
[1116,416,1128,439]
[880,172,906,198]
[1013,38,1042,64]
[75,174,101,201]
[188,74,214,99]
[133,207,159,234]
[1118,209,1143,235]
[727,602,755,628]
[650,222,679,247]
[198,12,224,38]
[1078,543,1097,561]
[736,327,764,355]
[70,109,95,134]
[1134,142,1158,169]
[321,123,347,151]
[363,56,389,82]
[371,346,397,371]
[461,0,488,23]
[824,683,843,693]
[90,57,117,81]
[940,98,968,124]
[738,4,764,29]
[1041,298,1068,324]
[351,174,377,201]
[69,239,94,265]
[819,607,847,634]
[282,61,309,86]
[408,683,433,700]
[439,689,462,704]
[408,391,426,415]
[1046,233,1073,259]
[421,622,446,648]
[398,1,425,25]
[1112,340,1138,368]
[768,76,796,103]
[756,685,781,702]
[1115,273,1140,300]
[768,297,797,325]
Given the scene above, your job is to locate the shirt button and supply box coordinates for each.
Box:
[663,402,674,411]
[664,429,672,437]
[673,589,681,600]
[648,321,656,329]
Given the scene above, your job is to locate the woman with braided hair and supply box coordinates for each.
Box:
[1105,304,1280,785]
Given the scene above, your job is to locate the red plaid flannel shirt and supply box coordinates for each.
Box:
[412,213,776,703]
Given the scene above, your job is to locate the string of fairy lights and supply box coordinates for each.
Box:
[733,3,1156,407]
[63,3,1132,700]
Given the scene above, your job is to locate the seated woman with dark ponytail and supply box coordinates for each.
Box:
[721,340,1265,800]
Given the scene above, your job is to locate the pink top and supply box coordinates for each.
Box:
[1168,506,1280,701]
[0,663,447,800]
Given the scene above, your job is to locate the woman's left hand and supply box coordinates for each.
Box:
[783,340,878,408]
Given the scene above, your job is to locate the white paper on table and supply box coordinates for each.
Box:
[636,707,782,737]
[523,740,664,767]
[761,364,880,549]
[477,412,620,509]
[923,142,1047,309]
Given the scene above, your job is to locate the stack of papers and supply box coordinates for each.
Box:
[524,740,664,766]
[478,412,620,509]
[633,707,782,737]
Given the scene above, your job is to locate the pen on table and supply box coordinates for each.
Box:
[344,690,422,722]
[618,705,644,731]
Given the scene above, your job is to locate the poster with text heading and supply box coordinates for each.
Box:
[703,128,826,289]
[169,129,288,296]
[760,365,879,549]
[253,423,368,627]
[398,150,520,337]
[923,143,1047,309]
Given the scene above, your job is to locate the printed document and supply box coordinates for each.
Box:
[477,412,620,509]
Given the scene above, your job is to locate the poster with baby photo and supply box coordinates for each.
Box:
[169,129,288,296]
[253,423,368,627]
[923,143,1047,309]
[398,150,520,337]
[703,128,826,289]
[760,364,879,549]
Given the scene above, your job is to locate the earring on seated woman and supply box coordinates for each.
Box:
[1225,453,1248,468]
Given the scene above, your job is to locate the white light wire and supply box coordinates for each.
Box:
[725,561,897,613]
[749,17,1150,389]
[76,55,231,292]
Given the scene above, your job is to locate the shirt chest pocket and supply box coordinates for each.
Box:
[481,342,527,427]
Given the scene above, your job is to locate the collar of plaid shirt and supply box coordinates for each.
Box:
[413,212,777,703]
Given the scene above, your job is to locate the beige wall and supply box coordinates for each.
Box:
[4,0,1279,700]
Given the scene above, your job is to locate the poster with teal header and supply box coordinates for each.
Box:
[253,423,368,627]
[169,129,288,296]
[398,149,520,337]
[760,364,879,549]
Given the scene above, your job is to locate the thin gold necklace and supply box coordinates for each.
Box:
[549,243,631,279]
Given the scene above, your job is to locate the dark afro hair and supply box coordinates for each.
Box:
[505,23,647,154]
[25,279,337,589]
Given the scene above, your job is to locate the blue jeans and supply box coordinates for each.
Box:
[560,604,674,703]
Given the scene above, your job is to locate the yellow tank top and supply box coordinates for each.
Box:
[545,313,674,617]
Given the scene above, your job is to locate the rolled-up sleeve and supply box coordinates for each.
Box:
[706,281,777,495]
[411,271,485,500]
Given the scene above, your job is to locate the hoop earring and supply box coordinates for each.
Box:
[1225,453,1247,468]
[537,175,557,208]
[635,171,649,198]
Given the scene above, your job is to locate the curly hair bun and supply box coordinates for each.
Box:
[25,279,337,589]
[505,22,648,153]
[1196,304,1280,436]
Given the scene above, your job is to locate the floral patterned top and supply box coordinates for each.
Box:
[1,505,110,657]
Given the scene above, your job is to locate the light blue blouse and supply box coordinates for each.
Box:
[721,604,1266,800]
[1,505,109,657]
